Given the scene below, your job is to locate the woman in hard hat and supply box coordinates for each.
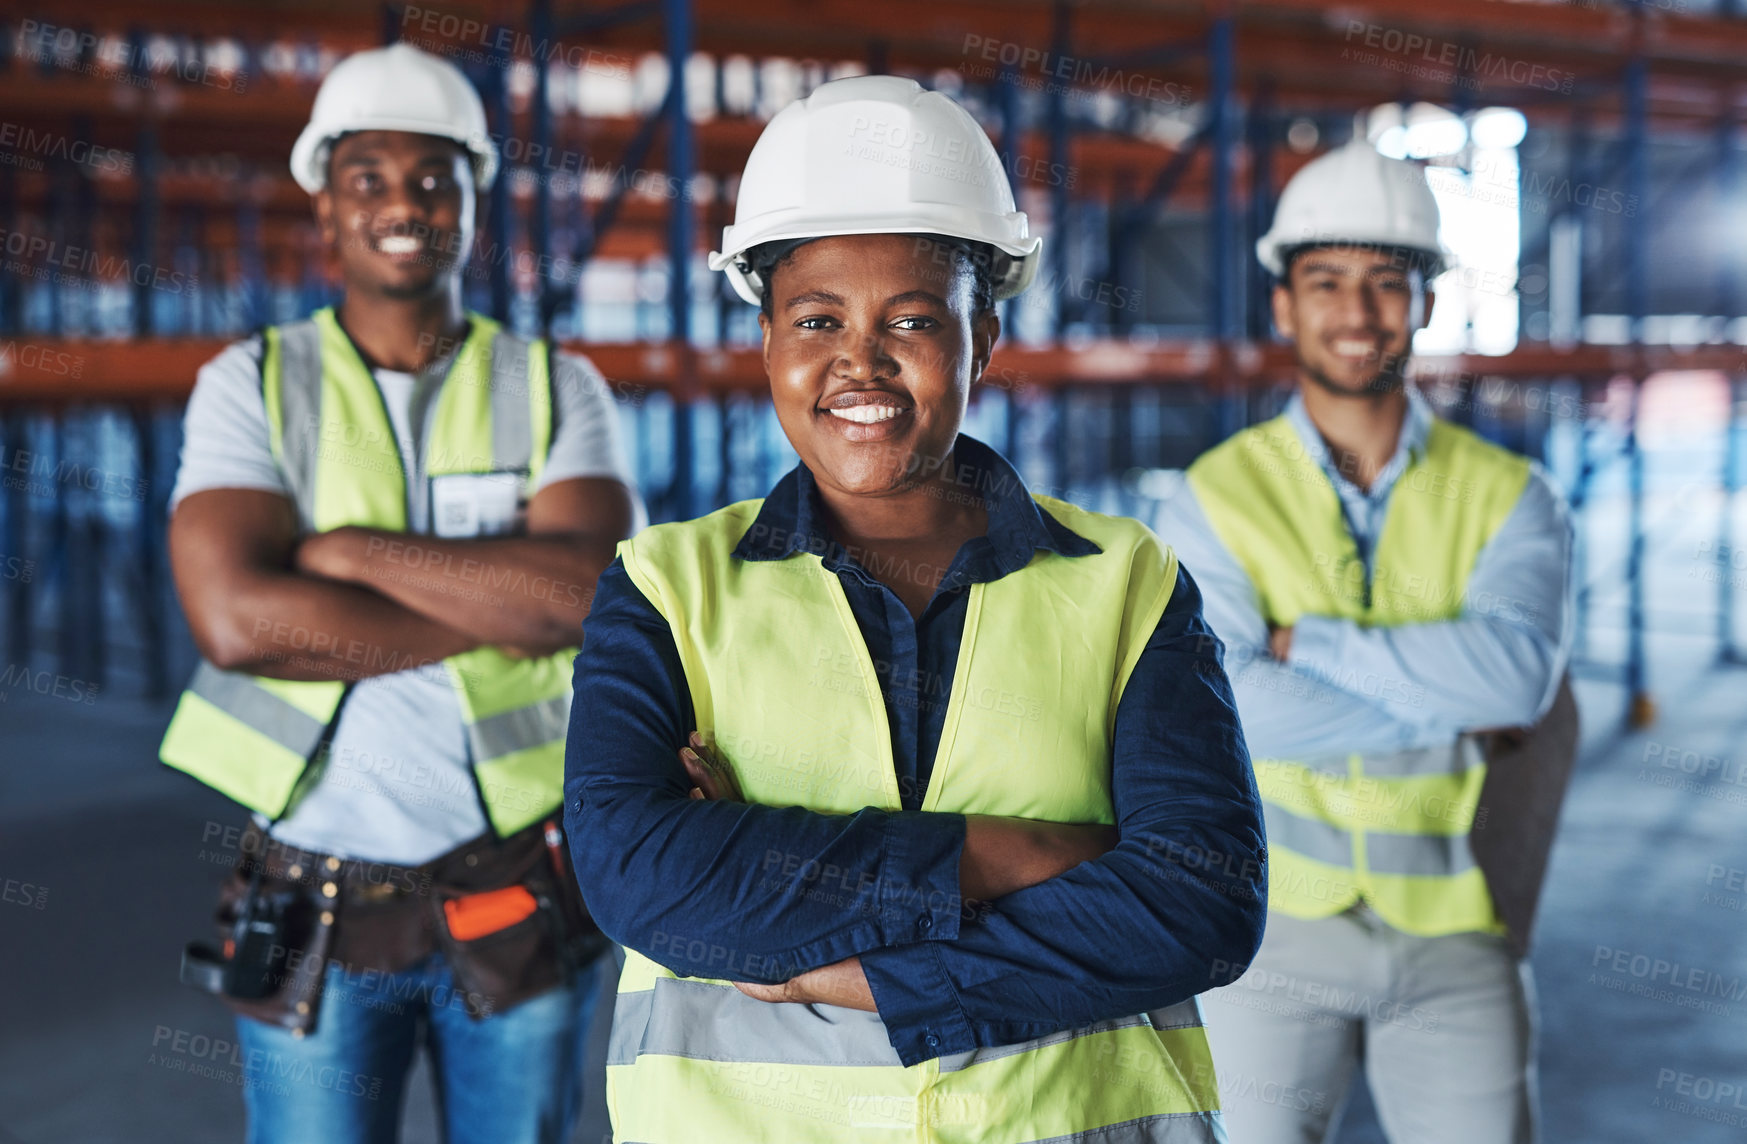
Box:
[563,75,1265,1144]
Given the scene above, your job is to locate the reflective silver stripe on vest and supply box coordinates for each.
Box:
[1366,831,1476,877]
[1291,740,1481,781]
[610,979,1206,1080]
[608,978,903,1068]
[274,320,324,532]
[935,998,1201,1074]
[187,662,328,757]
[935,1014,1155,1074]
[468,693,569,761]
[488,332,535,473]
[1021,1112,1222,1143]
[1260,803,1353,867]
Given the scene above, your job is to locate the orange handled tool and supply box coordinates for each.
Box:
[442,884,538,941]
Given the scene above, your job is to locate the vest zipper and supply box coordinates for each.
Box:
[270,680,357,825]
[331,313,501,835]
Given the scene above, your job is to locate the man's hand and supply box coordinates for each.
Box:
[294,525,366,580]
[680,731,743,801]
[1268,623,1294,662]
[733,957,876,1012]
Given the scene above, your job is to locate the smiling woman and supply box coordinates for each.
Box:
[563,74,1267,1144]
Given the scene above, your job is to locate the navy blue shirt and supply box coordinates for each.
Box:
[564,436,1266,1067]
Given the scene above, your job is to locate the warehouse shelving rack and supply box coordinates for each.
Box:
[1,0,1744,724]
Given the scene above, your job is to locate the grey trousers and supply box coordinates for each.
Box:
[1201,906,1537,1144]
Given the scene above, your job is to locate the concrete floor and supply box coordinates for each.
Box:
[3,632,1744,1142]
[0,691,617,1144]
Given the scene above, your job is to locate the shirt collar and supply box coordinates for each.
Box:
[731,434,1099,585]
[1283,385,1434,500]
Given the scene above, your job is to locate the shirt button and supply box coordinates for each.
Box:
[917,915,932,934]
[925,1032,941,1049]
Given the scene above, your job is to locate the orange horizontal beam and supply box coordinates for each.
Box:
[1,336,1734,405]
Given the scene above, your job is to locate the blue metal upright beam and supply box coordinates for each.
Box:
[130,29,158,337]
[530,0,554,336]
[1723,377,1744,664]
[1622,16,1653,725]
[1718,102,1743,665]
[665,0,696,519]
[1207,14,1243,442]
[1245,79,1274,341]
[486,40,514,322]
[1046,0,1071,338]
[1208,15,1237,342]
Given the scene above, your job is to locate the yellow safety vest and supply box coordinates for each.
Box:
[1187,412,1531,937]
[160,307,573,838]
[605,495,1223,1144]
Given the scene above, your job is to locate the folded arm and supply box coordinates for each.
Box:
[1157,484,1435,758]
[1286,468,1574,732]
[170,488,480,682]
[857,567,1268,1064]
[296,476,635,655]
[564,562,1107,984]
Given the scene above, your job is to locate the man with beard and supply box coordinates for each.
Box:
[1156,140,1572,1143]
[160,43,635,1143]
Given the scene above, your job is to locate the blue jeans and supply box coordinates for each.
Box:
[235,951,603,1144]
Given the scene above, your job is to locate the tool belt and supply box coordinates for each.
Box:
[181,818,608,1036]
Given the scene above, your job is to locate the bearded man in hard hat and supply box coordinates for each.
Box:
[562,75,1266,1143]
[1156,139,1576,1143]
[160,42,637,1143]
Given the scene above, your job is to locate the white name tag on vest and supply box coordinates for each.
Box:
[430,472,524,538]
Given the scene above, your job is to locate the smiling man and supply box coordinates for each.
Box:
[160,43,636,1144]
[564,76,1265,1143]
[1157,141,1573,1143]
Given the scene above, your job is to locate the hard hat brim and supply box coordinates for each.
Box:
[1256,232,1451,280]
[711,217,1043,307]
[290,118,499,195]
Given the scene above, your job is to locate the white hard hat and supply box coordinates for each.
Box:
[709,75,1042,306]
[1256,140,1449,279]
[290,43,498,194]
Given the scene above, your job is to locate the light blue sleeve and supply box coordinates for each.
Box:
[1153,480,1433,759]
[1289,464,1573,734]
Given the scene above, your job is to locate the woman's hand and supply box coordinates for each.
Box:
[733,956,877,1011]
[680,730,743,801]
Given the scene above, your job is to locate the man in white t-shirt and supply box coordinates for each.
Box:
[159,44,637,1144]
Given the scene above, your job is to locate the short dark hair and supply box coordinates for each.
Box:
[1280,242,1438,282]
[750,234,999,319]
